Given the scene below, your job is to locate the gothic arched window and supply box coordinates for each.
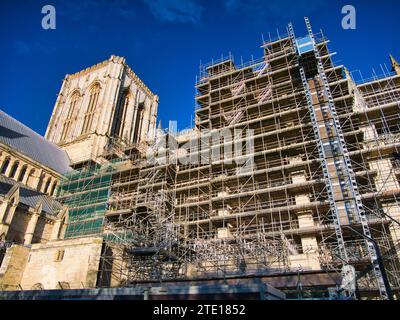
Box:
[17,165,27,182]
[114,90,130,139]
[82,84,100,135]
[26,169,36,187]
[37,174,45,192]
[44,178,51,194]
[1,158,10,175]
[50,181,58,196]
[9,162,19,179]
[61,92,80,141]
[133,102,145,144]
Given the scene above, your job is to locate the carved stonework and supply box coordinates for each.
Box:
[45,55,158,165]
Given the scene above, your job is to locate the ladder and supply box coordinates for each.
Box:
[290,18,389,299]
[253,62,270,78]
[224,97,245,126]
[231,81,245,96]
[257,83,272,104]
[254,60,272,104]
[281,233,298,255]
[304,17,388,300]
[297,62,348,264]
[225,110,244,126]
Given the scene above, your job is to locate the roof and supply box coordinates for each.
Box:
[0,175,62,215]
[0,109,71,174]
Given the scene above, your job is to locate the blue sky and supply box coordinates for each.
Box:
[0,0,399,135]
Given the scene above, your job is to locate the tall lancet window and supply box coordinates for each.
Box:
[133,102,145,144]
[114,90,130,139]
[82,83,100,135]
[61,92,80,141]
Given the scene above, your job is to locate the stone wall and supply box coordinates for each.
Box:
[0,244,30,290]
[45,55,158,165]
[18,237,103,290]
[6,207,30,243]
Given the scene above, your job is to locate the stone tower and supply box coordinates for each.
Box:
[45,55,158,165]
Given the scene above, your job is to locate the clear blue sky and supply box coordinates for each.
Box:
[0,0,399,135]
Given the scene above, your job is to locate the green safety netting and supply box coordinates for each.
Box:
[65,217,105,238]
[57,161,123,239]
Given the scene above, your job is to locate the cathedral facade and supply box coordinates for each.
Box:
[0,55,158,291]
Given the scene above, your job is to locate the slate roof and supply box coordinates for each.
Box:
[0,175,61,215]
[0,109,71,174]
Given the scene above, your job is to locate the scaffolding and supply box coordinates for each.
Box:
[187,19,400,299]
[55,18,400,299]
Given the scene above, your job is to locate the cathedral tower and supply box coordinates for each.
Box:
[45,55,158,166]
